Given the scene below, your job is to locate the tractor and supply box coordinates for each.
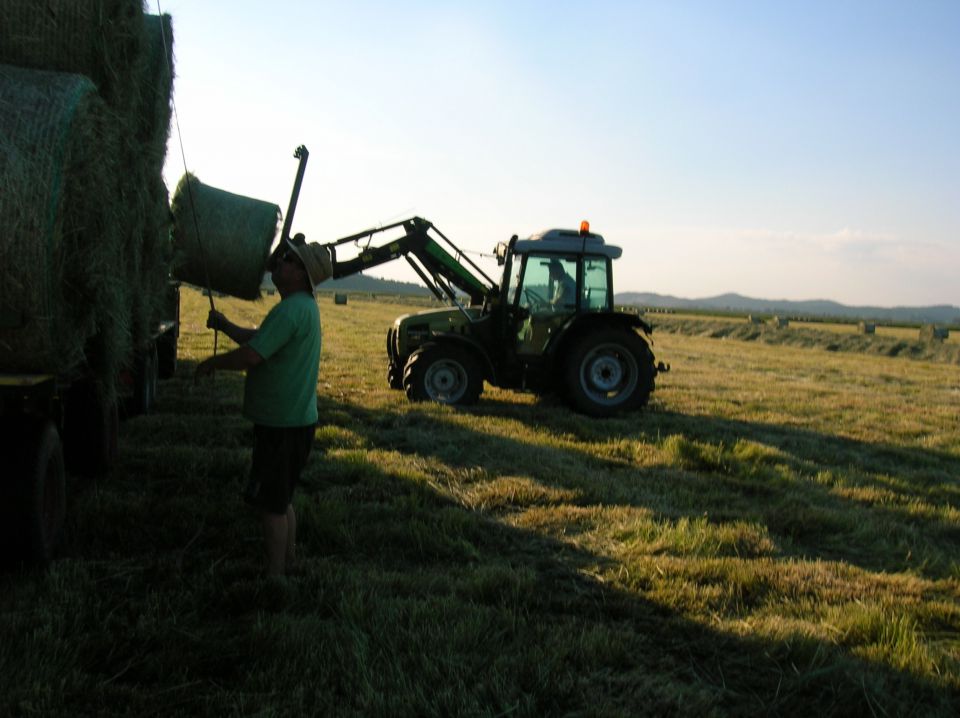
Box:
[325,217,667,417]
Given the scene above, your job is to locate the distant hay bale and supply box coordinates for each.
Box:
[0,64,123,378]
[334,293,348,305]
[0,0,146,113]
[920,325,949,342]
[170,174,281,300]
[770,316,789,329]
[858,321,876,335]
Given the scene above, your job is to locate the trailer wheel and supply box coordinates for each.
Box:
[403,344,483,406]
[563,329,655,417]
[157,328,178,379]
[63,379,119,478]
[1,419,66,566]
[132,341,159,414]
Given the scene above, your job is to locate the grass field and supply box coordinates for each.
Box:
[2,287,958,716]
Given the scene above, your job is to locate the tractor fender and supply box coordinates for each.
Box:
[424,333,498,384]
[545,311,653,365]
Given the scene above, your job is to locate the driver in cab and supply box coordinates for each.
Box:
[549,259,576,310]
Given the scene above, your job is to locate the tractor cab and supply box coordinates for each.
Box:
[496,222,622,354]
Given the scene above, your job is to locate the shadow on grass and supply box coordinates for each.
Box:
[326,391,960,581]
[303,394,958,715]
[5,362,954,716]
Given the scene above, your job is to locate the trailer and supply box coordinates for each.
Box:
[0,294,179,567]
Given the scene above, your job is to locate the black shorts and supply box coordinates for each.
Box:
[245,424,315,515]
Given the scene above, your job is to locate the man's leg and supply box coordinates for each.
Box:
[262,511,288,576]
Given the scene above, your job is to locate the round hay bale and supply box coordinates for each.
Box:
[170,174,281,301]
[136,14,174,172]
[0,64,122,378]
[130,174,173,347]
[334,293,348,305]
[0,0,146,114]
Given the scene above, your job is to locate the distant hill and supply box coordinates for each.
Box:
[616,291,960,325]
[263,272,959,326]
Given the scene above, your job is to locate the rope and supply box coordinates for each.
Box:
[155,1,218,356]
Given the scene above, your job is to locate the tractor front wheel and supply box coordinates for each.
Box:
[403,344,483,406]
[563,329,654,417]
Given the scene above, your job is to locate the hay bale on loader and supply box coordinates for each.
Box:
[170,174,281,301]
[0,64,124,381]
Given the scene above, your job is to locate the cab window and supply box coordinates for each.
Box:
[517,255,577,312]
[582,257,610,311]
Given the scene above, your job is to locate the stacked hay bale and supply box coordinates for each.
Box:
[170,174,281,301]
[0,1,175,399]
[0,66,115,373]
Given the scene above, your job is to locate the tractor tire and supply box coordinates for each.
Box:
[0,418,66,566]
[63,379,119,479]
[387,362,404,390]
[403,344,483,406]
[157,329,178,379]
[563,329,655,417]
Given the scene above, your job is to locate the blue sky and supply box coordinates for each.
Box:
[156,1,959,306]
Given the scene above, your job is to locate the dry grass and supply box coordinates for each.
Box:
[1,287,957,716]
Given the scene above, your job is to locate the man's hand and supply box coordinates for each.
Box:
[207,310,228,332]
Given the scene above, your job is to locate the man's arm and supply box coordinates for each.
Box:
[194,345,263,383]
[208,310,257,345]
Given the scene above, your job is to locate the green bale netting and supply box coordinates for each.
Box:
[133,174,174,344]
[137,13,174,173]
[120,13,175,351]
[171,174,281,301]
[0,0,146,114]
[0,64,123,379]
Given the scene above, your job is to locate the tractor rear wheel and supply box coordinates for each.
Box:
[563,329,654,417]
[403,344,483,406]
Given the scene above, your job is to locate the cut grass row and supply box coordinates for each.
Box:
[1,287,957,716]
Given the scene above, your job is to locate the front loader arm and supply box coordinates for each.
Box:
[324,217,497,306]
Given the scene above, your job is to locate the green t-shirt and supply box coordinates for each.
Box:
[244,292,321,427]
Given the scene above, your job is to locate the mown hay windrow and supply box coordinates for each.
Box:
[0,0,146,114]
[170,174,281,300]
[0,64,124,378]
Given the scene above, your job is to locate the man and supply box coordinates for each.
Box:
[549,259,576,310]
[195,233,332,576]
